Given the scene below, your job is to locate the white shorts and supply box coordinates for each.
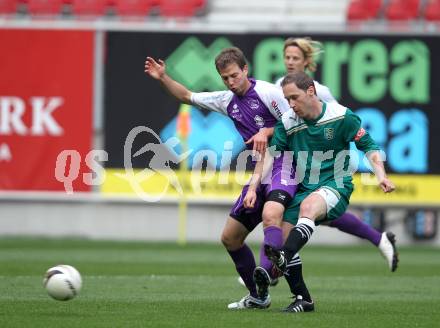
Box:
[312,187,340,214]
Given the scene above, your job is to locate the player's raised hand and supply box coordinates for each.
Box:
[246,129,268,157]
[379,177,395,193]
[243,188,257,209]
[144,57,166,80]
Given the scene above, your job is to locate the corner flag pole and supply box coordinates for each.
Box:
[176,104,191,245]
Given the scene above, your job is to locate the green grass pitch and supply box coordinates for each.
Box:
[0,238,439,327]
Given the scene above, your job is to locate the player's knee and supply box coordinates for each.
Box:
[221,231,242,250]
[299,200,315,218]
[262,205,283,227]
[220,232,231,248]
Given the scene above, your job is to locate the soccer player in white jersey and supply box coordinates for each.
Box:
[264,71,395,312]
[275,37,335,102]
[274,37,399,271]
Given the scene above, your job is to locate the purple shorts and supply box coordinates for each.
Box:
[229,154,297,232]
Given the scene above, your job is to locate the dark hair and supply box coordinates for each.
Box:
[215,47,247,72]
[281,72,316,94]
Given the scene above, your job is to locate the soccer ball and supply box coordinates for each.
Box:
[43,265,82,301]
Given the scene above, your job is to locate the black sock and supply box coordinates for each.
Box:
[283,217,315,260]
[283,253,312,302]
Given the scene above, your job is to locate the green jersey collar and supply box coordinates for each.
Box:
[305,102,326,125]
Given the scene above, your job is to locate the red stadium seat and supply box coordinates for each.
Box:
[159,0,205,17]
[385,0,420,20]
[0,0,18,14]
[347,0,382,20]
[70,0,110,16]
[192,0,205,9]
[114,0,157,17]
[27,0,64,15]
[424,0,440,21]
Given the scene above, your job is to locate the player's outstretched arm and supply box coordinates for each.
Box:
[345,110,395,194]
[144,57,192,104]
[367,151,395,193]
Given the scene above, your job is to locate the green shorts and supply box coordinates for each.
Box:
[283,182,353,226]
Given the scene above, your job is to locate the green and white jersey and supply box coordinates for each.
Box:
[270,102,380,194]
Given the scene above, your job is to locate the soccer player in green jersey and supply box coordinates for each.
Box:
[276,37,398,272]
[263,71,395,312]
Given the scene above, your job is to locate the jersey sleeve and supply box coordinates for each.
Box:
[343,110,380,153]
[269,120,289,152]
[274,76,284,87]
[190,91,232,115]
[314,81,337,103]
[254,80,290,120]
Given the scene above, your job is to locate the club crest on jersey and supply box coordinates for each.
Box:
[231,104,242,121]
[247,99,260,110]
[254,115,265,127]
[324,128,334,140]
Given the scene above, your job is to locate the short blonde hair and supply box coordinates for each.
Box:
[283,37,323,73]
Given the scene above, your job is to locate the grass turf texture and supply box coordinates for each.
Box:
[0,238,439,327]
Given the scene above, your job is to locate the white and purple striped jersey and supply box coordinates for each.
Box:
[190,78,290,149]
[275,76,337,104]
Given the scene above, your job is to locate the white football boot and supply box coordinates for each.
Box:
[378,232,399,272]
[227,294,271,309]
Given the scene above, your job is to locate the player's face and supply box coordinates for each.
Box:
[282,82,314,118]
[284,46,308,74]
[219,63,249,95]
